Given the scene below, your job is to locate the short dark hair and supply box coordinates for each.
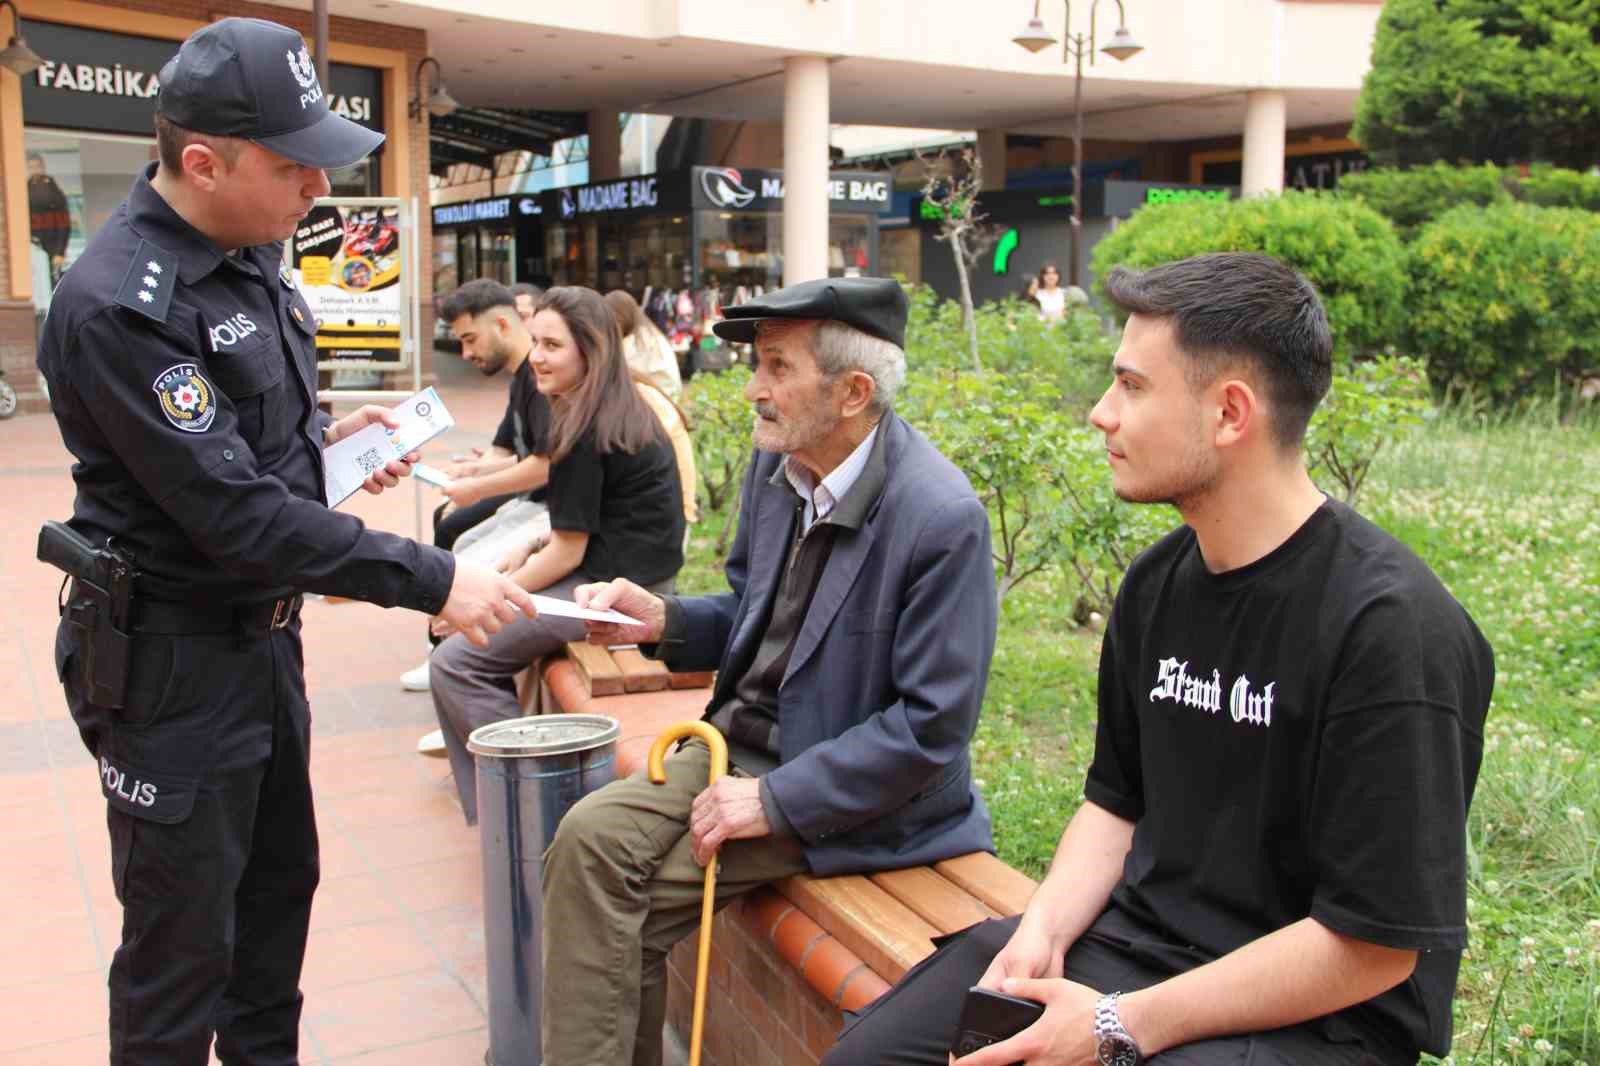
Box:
[511,282,544,303]
[441,278,517,323]
[153,113,241,177]
[1102,252,1333,447]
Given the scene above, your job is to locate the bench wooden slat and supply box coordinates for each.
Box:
[609,647,672,692]
[933,853,1038,917]
[870,866,999,934]
[565,641,624,697]
[777,873,940,985]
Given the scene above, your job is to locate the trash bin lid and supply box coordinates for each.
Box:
[467,714,621,758]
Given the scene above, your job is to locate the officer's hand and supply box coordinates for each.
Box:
[574,579,666,645]
[326,403,398,446]
[438,560,537,647]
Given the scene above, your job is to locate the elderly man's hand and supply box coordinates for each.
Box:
[689,776,770,866]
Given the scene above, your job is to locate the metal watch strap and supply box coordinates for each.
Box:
[1093,991,1143,1066]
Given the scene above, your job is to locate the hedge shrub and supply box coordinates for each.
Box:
[1340,162,1510,236]
[1342,163,1600,236]
[1088,192,1408,362]
[1407,202,1600,402]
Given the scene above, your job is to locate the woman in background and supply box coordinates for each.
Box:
[429,286,684,824]
[604,288,683,400]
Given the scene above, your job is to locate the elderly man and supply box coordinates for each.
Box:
[548,276,999,1065]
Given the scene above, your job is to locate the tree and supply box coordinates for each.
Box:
[918,149,995,373]
[1353,0,1600,169]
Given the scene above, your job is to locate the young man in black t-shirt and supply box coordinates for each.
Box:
[825,252,1494,1066]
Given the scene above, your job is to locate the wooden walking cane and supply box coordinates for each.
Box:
[647,721,729,1066]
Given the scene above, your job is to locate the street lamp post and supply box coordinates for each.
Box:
[1014,1,1143,289]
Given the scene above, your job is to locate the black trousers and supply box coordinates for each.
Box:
[823,910,1408,1066]
[58,618,318,1066]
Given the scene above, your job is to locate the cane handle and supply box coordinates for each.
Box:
[646,721,728,785]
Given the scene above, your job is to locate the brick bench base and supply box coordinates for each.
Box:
[539,644,1038,1066]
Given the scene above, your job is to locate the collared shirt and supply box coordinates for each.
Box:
[36,163,452,612]
[783,422,881,531]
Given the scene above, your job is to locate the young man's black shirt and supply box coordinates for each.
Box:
[1086,497,1494,1059]
[491,359,551,501]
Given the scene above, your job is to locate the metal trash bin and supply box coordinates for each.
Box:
[468,713,621,1066]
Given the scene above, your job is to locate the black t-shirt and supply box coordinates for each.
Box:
[1086,498,1494,1059]
[491,359,551,500]
[546,426,684,586]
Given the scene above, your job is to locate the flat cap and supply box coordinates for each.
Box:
[712,276,907,349]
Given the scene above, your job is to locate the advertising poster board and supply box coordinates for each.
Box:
[289,197,412,370]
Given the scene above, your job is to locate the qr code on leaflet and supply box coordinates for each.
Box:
[354,448,386,477]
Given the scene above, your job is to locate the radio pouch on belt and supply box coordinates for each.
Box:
[37,521,136,710]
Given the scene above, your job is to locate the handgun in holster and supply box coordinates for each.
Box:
[37,520,136,710]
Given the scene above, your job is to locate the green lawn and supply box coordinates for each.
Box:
[676,413,1600,1064]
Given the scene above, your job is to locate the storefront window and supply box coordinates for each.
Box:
[329,157,379,197]
[694,211,874,292]
[480,229,515,286]
[25,128,155,305]
[879,227,921,286]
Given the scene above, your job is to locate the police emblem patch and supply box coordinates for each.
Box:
[152,364,218,433]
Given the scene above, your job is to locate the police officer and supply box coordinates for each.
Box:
[36,18,534,1065]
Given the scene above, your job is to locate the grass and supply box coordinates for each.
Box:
[675,409,1600,1065]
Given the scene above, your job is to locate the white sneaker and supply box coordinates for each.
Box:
[400,661,430,692]
[417,729,447,758]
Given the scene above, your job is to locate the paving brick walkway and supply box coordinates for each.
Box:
[1,353,520,1064]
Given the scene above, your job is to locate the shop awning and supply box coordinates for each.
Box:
[428,107,587,175]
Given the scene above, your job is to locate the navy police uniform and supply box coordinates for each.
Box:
[36,18,453,1065]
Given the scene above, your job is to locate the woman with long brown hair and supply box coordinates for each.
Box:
[428,285,685,824]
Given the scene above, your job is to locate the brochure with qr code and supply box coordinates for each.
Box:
[323,387,455,507]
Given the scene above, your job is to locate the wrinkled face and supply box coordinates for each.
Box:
[745,320,843,455]
[514,292,537,329]
[207,142,331,247]
[529,308,585,397]
[451,310,516,376]
[1089,313,1219,507]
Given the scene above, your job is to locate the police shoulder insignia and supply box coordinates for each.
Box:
[115,240,178,323]
[152,363,218,433]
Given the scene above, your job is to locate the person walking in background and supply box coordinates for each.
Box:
[27,152,72,287]
[605,288,683,400]
[1027,262,1070,323]
[429,286,685,824]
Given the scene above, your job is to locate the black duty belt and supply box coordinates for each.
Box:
[130,594,305,636]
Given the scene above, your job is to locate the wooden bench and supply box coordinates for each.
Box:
[537,643,1039,1066]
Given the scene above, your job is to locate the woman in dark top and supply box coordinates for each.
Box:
[429,286,685,824]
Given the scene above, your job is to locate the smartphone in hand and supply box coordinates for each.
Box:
[951,986,1045,1061]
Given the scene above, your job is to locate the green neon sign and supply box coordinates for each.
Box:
[1036,194,1073,208]
[1144,187,1229,204]
[993,229,1019,275]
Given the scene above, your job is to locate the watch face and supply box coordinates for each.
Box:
[1097,1035,1140,1066]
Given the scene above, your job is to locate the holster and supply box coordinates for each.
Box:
[38,521,136,710]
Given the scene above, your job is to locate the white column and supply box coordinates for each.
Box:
[782,55,830,286]
[587,109,621,182]
[1241,90,1286,197]
[976,129,1007,191]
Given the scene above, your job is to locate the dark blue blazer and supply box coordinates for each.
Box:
[660,412,997,876]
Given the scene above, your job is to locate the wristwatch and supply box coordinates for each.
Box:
[1093,991,1143,1066]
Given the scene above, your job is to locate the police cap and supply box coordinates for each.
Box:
[157,17,383,170]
